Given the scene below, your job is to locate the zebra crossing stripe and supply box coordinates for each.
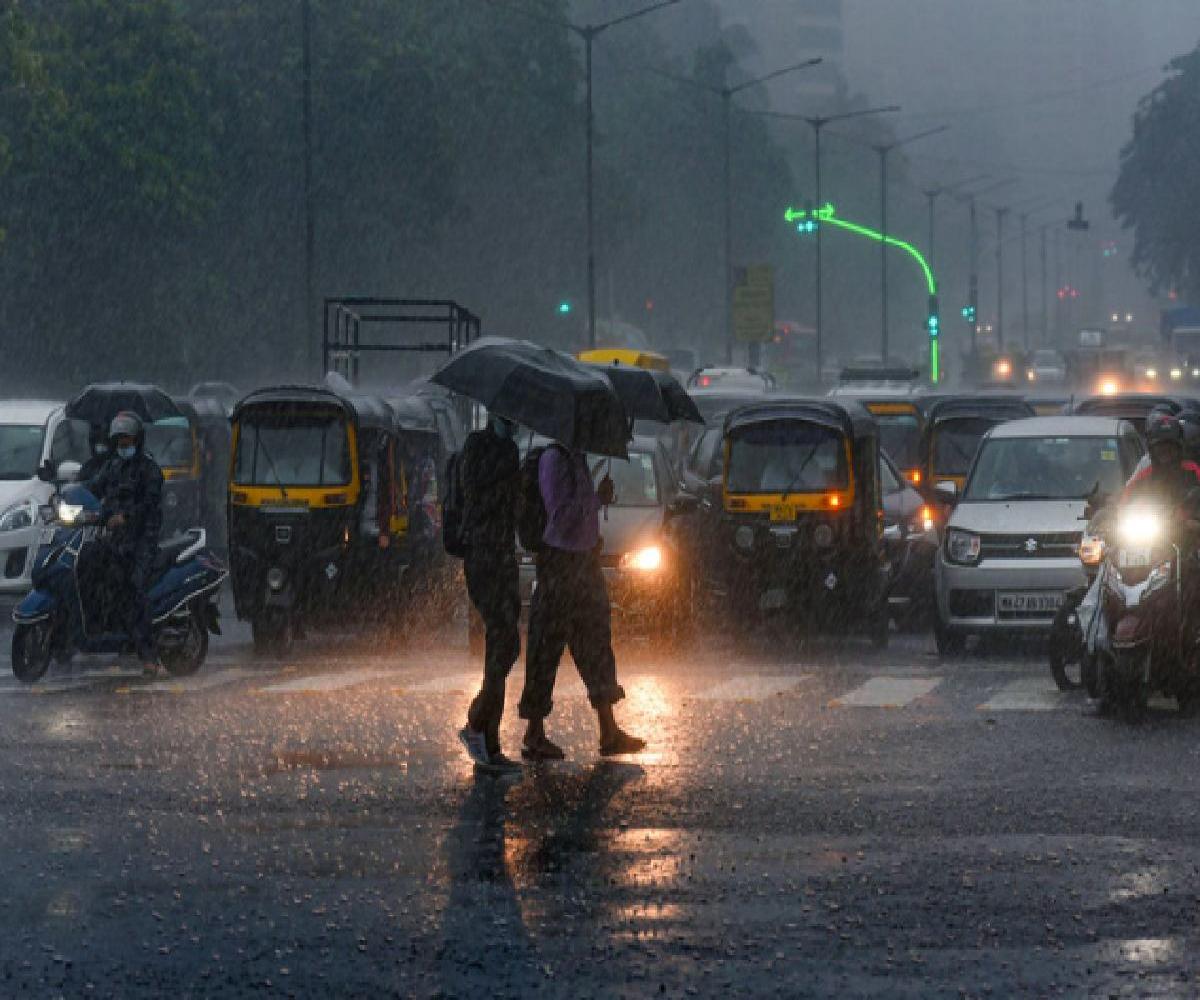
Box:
[692,675,809,701]
[978,677,1070,711]
[830,676,941,708]
[135,668,259,694]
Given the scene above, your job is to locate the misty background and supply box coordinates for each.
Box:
[0,0,1197,395]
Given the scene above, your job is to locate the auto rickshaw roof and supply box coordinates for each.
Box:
[174,395,230,428]
[1070,393,1189,420]
[723,397,876,440]
[917,392,1035,424]
[386,394,441,435]
[233,385,397,433]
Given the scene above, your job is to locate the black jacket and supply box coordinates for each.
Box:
[461,428,520,550]
[87,450,164,558]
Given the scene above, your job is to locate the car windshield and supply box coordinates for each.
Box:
[234,409,351,486]
[965,435,1126,500]
[872,412,920,468]
[1033,351,1060,365]
[595,451,659,507]
[932,417,998,477]
[0,424,45,480]
[727,420,847,494]
[144,416,194,469]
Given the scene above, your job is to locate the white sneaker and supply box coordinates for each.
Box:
[458,726,490,766]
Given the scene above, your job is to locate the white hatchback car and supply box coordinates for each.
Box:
[0,401,93,594]
[934,416,1144,653]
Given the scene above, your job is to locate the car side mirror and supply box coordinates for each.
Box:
[37,459,55,483]
[933,480,958,505]
[56,460,82,483]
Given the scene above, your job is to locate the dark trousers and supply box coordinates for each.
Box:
[123,552,156,662]
[464,548,521,752]
[519,547,624,721]
[83,541,156,662]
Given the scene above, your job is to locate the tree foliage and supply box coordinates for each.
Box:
[1112,44,1200,303]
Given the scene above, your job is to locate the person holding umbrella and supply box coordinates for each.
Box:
[517,442,645,759]
[432,337,647,760]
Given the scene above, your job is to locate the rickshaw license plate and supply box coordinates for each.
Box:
[770,504,797,523]
[1118,548,1151,569]
[998,592,1062,613]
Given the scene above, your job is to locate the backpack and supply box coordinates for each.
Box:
[440,450,469,558]
[516,445,552,553]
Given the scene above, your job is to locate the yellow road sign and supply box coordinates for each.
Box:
[733,264,774,343]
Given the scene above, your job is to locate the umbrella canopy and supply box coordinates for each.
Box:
[584,362,704,425]
[432,337,629,458]
[66,382,183,426]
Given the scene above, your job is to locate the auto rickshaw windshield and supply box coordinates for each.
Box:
[144,416,193,468]
[234,409,351,486]
[873,413,920,469]
[727,420,848,494]
[931,417,997,478]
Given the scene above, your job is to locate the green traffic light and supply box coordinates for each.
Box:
[558,301,572,315]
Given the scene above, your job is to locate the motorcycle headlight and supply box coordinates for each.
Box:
[55,500,84,526]
[944,528,981,565]
[620,545,664,573]
[908,505,936,537]
[0,498,37,533]
[1118,508,1162,546]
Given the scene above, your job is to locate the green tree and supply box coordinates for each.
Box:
[1112,45,1200,304]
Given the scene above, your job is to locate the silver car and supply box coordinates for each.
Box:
[934,416,1144,654]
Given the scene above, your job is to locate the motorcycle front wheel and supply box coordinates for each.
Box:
[1104,649,1150,720]
[1048,592,1085,691]
[160,607,208,677]
[12,622,53,683]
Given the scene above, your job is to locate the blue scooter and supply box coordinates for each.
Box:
[10,483,227,683]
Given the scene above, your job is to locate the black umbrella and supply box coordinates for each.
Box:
[66,382,182,426]
[584,362,704,425]
[432,337,629,458]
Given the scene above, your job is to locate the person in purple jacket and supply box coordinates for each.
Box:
[518,444,646,760]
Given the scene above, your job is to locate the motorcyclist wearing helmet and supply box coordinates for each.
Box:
[1120,412,1200,507]
[86,411,164,675]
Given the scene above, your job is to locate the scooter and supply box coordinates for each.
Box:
[10,483,227,683]
[1091,498,1200,718]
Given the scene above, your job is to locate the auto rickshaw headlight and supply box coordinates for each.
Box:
[734,526,755,551]
[620,545,663,572]
[164,491,179,509]
[813,523,834,548]
[267,567,285,591]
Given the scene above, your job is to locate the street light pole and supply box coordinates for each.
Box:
[1040,223,1049,346]
[923,174,987,282]
[1020,211,1029,350]
[995,206,1008,349]
[872,125,947,361]
[799,105,900,382]
[301,0,315,372]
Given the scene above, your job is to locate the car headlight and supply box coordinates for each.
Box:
[1118,508,1161,546]
[55,500,84,526]
[1078,535,1104,566]
[944,528,981,565]
[0,498,37,533]
[620,545,664,572]
[1171,368,1183,381]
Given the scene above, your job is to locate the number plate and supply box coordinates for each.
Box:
[770,504,797,523]
[1118,547,1152,569]
[997,591,1063,613]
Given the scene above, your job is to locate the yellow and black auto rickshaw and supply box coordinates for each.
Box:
[914,394,1035,497]
[702,399,890,645]
[228,383,407,653]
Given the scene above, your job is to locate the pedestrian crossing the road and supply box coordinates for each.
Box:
[0,658,1130,717]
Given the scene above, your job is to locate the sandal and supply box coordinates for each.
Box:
[521,736,565,761]
[599,731,646,757]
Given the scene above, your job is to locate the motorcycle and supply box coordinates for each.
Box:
[1091,497,1200,717]
[10,483,227,683]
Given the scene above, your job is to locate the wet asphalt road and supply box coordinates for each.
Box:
[2,595,1199,998]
